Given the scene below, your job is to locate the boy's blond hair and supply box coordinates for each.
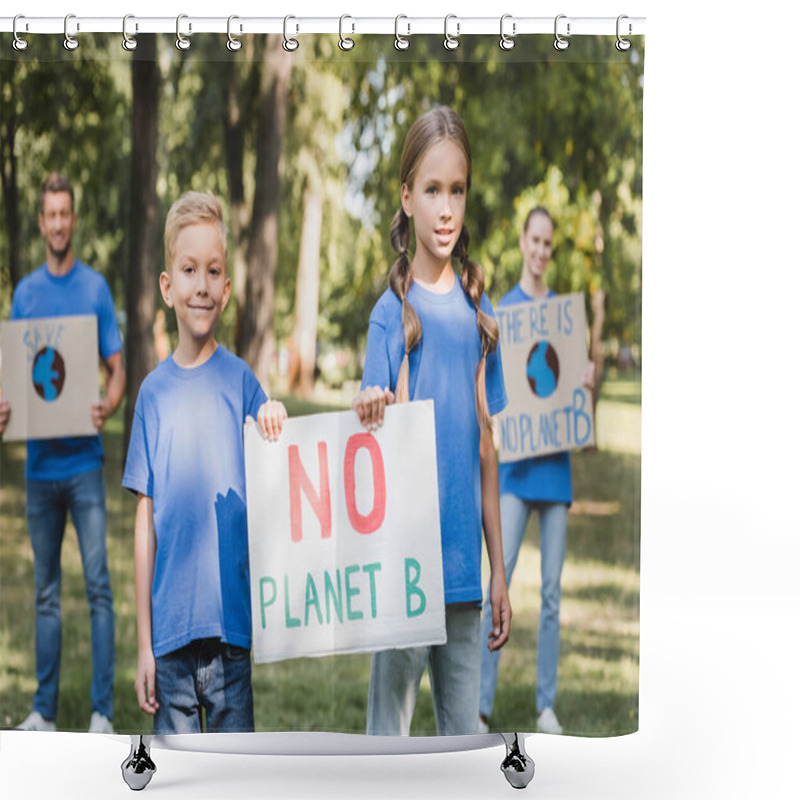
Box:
[164,191,228,270]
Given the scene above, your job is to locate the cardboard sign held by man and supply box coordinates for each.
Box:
[0,315,99,441]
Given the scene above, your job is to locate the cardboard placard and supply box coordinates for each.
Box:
[496,294,595,462]
[0,315,99,441]
[245,401,446,664]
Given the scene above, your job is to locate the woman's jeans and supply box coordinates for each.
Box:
[26,467,115,722]
[479,495,567,718]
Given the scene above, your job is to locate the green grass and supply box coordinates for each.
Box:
[0,375,639,736]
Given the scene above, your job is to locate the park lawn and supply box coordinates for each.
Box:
[0,376,639,736]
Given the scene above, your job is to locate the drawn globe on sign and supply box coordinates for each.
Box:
[526,341,560,399]
[32,347,66,402]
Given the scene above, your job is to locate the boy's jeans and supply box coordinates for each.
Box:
[154,639,254,734]
[366,604,480,736]
[26,467,115,722]
[479,495,568,719]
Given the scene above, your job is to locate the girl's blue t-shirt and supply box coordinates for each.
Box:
[497,284,572,504]
[361,278,507,606]
[122,346,267,658]
[10,261,123,481]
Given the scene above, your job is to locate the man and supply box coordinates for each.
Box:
[0,173,125,732]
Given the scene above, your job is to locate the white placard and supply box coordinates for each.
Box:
[245,400,446,664]
[496,294,595,461]
[0,315,99,441]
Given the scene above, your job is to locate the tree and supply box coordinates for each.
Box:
[124,34,161,448]
[235,36,292,391]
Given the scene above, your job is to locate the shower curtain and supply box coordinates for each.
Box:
[0,12,643,752]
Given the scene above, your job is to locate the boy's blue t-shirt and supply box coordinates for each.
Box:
[122,345,267,658]
[361,278,507,606]
[10,261,123,481]
[497,284,572,504]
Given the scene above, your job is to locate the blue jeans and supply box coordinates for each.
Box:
[480,495,567,718]
[26,467,115,721]
[366,604,480,736]
[154,639,254,734]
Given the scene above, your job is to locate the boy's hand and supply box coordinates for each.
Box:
[0,398,10,434]
[91,398,112,431]
[352,386,394,432]
[135,649,159,715]
[487,572,512,652]
[256,399,287,442]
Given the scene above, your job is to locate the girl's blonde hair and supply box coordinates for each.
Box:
[389,106,498,430]
[164,191,228,270]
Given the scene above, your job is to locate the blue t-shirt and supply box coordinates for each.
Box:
[361,278,507,605]
[10,261,123,481]
[497,284,572,504]
[122,346,267,658]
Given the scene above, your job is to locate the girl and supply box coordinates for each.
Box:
[478,206,595,736]
[352,106,511,736]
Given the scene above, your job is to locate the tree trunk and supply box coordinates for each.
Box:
[235,36,291,393]
[222,58,249,310]
[288,180,324,397]
[125,34,160,450]
[0,59,22,290]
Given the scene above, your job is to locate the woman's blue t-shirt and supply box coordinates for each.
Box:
[360,278,507,605]
[497,284,572,504]
[122,346,267,658]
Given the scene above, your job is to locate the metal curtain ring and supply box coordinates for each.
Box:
[339,15,355,51]
[394,15,410,50]
[227,15,242,52]
[443,14,459,51]
[12,14,29,51]
[499,14,516,51]
[553,14,570,51]
[64,13,79,51]
[122,14,138,51]
[175,14,191,51]
[616,15,632,51]
[283,15,299,51]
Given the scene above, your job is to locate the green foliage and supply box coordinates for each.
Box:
[1,32,643,368]
[1,38,130,305]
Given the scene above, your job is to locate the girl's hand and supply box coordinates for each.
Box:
[487,572,512,652]
[135,649,159,715]
[256,400,288,442]
[582,361,596,390]
[351,386,394,432]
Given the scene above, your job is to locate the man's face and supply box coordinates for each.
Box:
[38,191,76,262]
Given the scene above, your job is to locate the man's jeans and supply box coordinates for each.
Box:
[26,467,115,722]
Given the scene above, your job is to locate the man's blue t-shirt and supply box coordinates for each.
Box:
[10,261,123,481]
[497,284,572,504]
[361,278,507,605]
[122,346,267,658]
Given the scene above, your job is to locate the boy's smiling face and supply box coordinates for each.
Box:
[160,221,230,349]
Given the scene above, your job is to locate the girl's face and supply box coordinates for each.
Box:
[520,212,554,283]
[401,139,468,272]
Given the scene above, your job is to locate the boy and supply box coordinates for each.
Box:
[122,191,286,733]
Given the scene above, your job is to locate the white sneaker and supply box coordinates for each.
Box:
[477,716,490,734]
[16,711,56,732]
[537,708,563,735]
[89,711,115,733]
